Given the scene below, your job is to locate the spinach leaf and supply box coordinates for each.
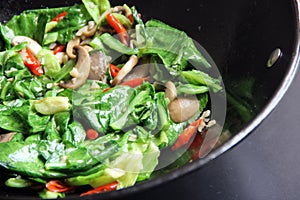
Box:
[109,84,153,131]
[96,85,135,132]
[0,49,24,73]
[141,19,211,74]
[0,100,50,133]
[180,70,222,92]
[67,121,86,146]
[54,111,71,136]
[0,24,14,50]
[6,13,48,44]
[44,116,61,142]
[45,146,97,172]
[50,4,92,44]
[176,84,209,95]
[0,142,45,177]
[82,133,119,162]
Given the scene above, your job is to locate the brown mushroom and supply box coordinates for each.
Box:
[165,81,177,102]
[88,50,109,81]
[168,96,200,123]
[60,45,91,89]
[66,37,80,59]
[111,55,138,86]
[0,132,16,143]
[76,21,97,38]
[11,36,42,55]
[121,64,150,83]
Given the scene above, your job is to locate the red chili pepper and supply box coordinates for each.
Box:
[103,88,111,93]
[20,48,43,76]
[127,14,133,23]
[106,13,129,46]
[120,77,147,88]
[188,130,207,160]
[86,128,99,140]
[51,11,68,22]
[80,181,118,197]
[171,118,203,150]
[110,64,120,78]
[53,45,65,55]
[46,180,76,193]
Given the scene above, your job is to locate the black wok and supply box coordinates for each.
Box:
[0,0,299,199]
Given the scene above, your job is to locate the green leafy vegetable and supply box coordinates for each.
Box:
[82,0,111,24]
[0,0,223,198]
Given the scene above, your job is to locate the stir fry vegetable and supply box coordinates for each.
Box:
[0,0,223,198]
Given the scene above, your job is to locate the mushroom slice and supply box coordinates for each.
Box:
[0,132,16,143]
[111,55,138,86]
[168,96,200,123]
[121,64,150,83]
[82,45,94,52]
[165,81,177,102]
[60,45,91,89]
[89,50,108,81]
[76,21,97,38]
[66,37,80,59]
[11,36,42,55]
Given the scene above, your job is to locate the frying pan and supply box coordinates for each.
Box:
[0,0,299,199]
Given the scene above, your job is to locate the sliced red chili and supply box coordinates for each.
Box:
[127,14,133,23]
[106,13,129,46]
[171,118,203,150]
[51,11,68,22]
[53,45,65,55]
[46,180,76,193]
[188,130,207,160]
[20,48,43,76]
[120,77,147,88]
[86,129,99,140]
[103,88,111,93]
[110,64,120,78]
[80,181,118,197]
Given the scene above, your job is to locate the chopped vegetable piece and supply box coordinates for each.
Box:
[110,63,120,78]
[36,49,61,78]
[106,13,129,46]
[51,12,68,22]
[127,14,133,23]
[103,87,111,92]
[120,77,147,88]
[53,44,65,55]
[46,180,76,193]
[5,177,34,188]
[171,118,203,150]
[20,48,43,76]
[34,97,71,115]
[86,128,99,140]
[80,181,118,196]
[188,130,206,160]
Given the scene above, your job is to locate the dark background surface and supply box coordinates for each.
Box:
[128,69,300,200]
